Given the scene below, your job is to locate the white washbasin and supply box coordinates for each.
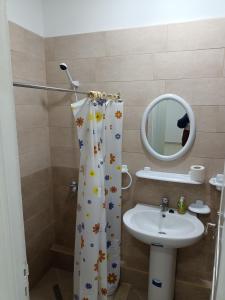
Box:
[123,204,204,248]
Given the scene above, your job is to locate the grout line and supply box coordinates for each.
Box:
[45,47,225,63]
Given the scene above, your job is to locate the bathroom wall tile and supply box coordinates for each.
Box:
[165,78,225,106]
[168,18,225,51]
[9,22,26,53]
[176,233,215,282]
[191,132,225,159]
[122,229,149,272]
[26,225,54,263]
[122,151,211,175]
[121,266,148,290]
[24,29,45,59]
[52,166,78,187]
[122,130,144,153]
[217,106,225,132]
[22,187,52,221]
[46,32,106,60]
[17,127,50,155]
[13,87,48,106]
[11,50,46,82]
[96,54,154,82]
[128,287,148,300]
[25,208,53,241]
[21,168,52,199]
[175,280,211,300]
[10,23,54,287]
[47,87,78,107]
[51,146,79,168]
[9,22,45,59]
[46,58,96,84]
[153,49,224,80]
[48,105,74,127]
[100,80,165,106]
[105,25,167,56]
[19,145,51,177]
[123,106,145,130]
[15,105,48,130]
[50,127,78,148]
[53,185,76,249]
[28,247,53,288]
[208,158,225,178]
[194,105,225,133]
[193,106,218,133]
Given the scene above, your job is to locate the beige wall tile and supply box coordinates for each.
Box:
[123,130,143,153]
[122,151,211,175]
[19,145,51,177]
[9,22,26,53]
[96,54,154,82]
[51,146,79,168]
[9,22,45,59]
[191,132,225,159]
[100,80,165,106]
[47,87,77,107]
[17,127,50,155]
[52,166,78,186]
[23,188,52,221]
[168,18,225,51]
[53,185,76,249]
[11,50,46,82]
[153,49,224,80]
[165,78,225,106]
[46,32,106,60]
[193,106,218,132]
[24,29,45,59]
[124,106,144,130]
[13,87,48,106]
[105,25,167,56]
[217,106,225,132]
[28,247,52,287]
[25,208,53,241]
[46,58,96,84]
[26,225,54,263]
[15,105,48,130]
[21,168,52,199]
[50,127,78,148]
[48,105,74,127]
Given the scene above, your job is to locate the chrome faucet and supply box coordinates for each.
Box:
[160,197,169,212]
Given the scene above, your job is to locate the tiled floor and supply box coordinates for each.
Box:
[30,268,135,300]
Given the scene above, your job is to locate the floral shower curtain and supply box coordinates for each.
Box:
[72,97,123,300]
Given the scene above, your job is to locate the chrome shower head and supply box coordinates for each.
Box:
[59,63,68,71]
[59,62,79,89]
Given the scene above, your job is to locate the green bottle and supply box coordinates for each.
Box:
[177,196,187,214]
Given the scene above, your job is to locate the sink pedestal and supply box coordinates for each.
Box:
[148,245,177,300]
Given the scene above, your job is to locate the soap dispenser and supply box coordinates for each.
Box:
[177,196,187,214]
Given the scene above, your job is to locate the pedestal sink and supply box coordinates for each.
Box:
[123,204,204,300]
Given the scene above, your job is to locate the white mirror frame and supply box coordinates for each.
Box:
[141,94,196,161]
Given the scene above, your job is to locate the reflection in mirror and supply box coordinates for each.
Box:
[146,99,189,156]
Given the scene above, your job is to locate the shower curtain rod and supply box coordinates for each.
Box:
[13,81,83,94]
[13,81,121,100]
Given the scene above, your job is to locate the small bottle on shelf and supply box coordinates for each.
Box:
[177,196,187,214]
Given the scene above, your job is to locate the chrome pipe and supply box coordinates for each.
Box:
[13,81,85,94]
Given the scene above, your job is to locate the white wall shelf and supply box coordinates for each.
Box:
[136,169,203,185]
[209,177,224,191]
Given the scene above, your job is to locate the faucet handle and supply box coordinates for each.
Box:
[161,197,169,204]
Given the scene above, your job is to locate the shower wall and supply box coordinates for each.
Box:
[9,22,54,286]
[45,18,225,299]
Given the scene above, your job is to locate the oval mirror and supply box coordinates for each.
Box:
[141,94,196,161]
